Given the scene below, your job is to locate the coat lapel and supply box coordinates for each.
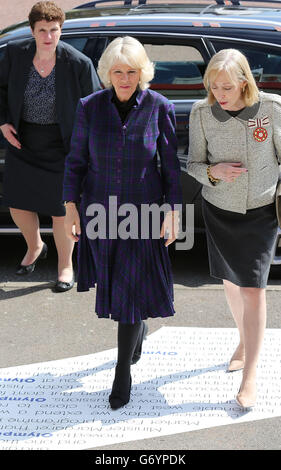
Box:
[55,41,69,125]
[14,39,69,140]
[14,39,35,130]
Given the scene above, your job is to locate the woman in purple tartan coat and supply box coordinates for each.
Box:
[63,37,182,410]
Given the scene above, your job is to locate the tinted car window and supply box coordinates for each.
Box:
[61,36,88,52]
[62,36,108,70]
[143,44,207,100]
[64,35,209,101]
[211,40,281,95]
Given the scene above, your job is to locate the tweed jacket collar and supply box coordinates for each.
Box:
[211,100,261,122]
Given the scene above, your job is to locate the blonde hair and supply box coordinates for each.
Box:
[203,49,259,106]
[97,36,154,90]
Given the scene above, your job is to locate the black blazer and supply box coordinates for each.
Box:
[0,38,101,152]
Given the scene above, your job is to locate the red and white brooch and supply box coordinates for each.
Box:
[248,116,269,142]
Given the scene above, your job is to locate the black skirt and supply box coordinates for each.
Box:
[2,120,66,217]
[202,197,278,288]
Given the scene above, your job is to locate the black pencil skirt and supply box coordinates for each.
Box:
[202,197,278,288]
[2,120,66,217]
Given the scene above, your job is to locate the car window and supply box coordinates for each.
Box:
[61,36,88,53]
[61,36,108,70]
[210,40,281,96]
[143,44,207,100]
[62,36,208,101]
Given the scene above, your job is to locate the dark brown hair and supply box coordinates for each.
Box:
[28,1,65,30]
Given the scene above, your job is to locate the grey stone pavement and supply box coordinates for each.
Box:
[1,235,281,450]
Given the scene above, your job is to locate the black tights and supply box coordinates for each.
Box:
[117,321,143,367]
[109,321,142,409]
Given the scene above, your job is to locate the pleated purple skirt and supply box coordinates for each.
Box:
[76,199,175,323]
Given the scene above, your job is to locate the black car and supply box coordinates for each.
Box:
[1,0,281,263]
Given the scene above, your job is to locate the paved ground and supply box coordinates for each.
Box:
[0,234,281,451]
[1,279,281,450]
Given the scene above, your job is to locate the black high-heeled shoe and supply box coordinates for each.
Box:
[16,242,48,275]
[109,373,132,410]
[54,276,75,293]
[131,321,148,365]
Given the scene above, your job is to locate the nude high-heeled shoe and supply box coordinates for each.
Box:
[228,358,245,372]
[236,381,256,409]
[228,344,245,372]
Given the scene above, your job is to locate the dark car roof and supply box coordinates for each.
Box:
[1,0,281,42]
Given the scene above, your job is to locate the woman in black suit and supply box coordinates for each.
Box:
[0,1,100,291]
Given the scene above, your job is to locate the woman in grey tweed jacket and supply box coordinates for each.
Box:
[187,49,281,409]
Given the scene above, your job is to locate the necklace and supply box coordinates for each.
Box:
[34,54,55,74]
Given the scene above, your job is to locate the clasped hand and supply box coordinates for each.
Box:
[210,162,248,183]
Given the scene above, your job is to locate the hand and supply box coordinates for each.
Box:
[210,162,248,183]
[160,210,179,247]
[64,203,81,242]
[0,123,21,149]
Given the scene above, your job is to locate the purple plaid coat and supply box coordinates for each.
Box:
[63,87,181,206]
[63,87,182,323]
